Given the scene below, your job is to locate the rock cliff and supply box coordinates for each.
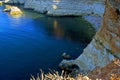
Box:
[8,0,105,16]
[59,0,120,74]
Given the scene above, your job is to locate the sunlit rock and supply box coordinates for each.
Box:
[3,0,9,3]
[0,1,2,6]
[10,6,22,15]
[3,5,23,17]
[52,5,57,10]
[3,5,11,12]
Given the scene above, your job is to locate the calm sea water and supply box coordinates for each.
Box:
[0,6,95,80]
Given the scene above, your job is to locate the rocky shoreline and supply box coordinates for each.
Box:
[6,0,105,30]
[7,0,105,16]
[59,0,120,75]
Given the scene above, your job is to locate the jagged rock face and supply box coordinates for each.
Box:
[96,0,120,58]
[88,59,120,80]
[59,0,120,73]
[75,0,120,71]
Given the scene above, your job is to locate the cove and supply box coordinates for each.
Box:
[0,5,95,80]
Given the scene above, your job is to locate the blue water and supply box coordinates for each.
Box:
[0,6,95,80]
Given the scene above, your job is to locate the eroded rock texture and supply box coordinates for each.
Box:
[88,59,120,80]
[96,0,120,58]
[59,0,120,73]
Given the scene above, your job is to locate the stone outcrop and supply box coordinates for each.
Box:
[3,5,23,16]
[7,0,105,16]
[10,6,22,15]
[59,0,120,74]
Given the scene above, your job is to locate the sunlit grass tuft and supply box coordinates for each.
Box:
[30,70,92,80]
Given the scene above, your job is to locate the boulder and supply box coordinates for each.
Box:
[59,60,79,76]
[10,6,22,15]
[62,52,71,59]
[3,5,23,16]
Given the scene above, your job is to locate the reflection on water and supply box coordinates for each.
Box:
[53,20,65,39]
[38,17,95,43]
[0,6,95,80]
[10,14,22,18]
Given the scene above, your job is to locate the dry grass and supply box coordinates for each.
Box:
[30,70,74,80]
[30,59,120,80]
[30,70,91,80]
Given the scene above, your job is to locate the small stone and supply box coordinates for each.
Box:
[62,52,71,59]
[3,9,10,12]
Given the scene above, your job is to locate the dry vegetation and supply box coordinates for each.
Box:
[30,59,120,80]
[30,70,91,80]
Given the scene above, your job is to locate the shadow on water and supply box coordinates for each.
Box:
[0,5,95,80]
[34,16,95,43]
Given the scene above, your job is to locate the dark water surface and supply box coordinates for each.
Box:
[0,6,95,80]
